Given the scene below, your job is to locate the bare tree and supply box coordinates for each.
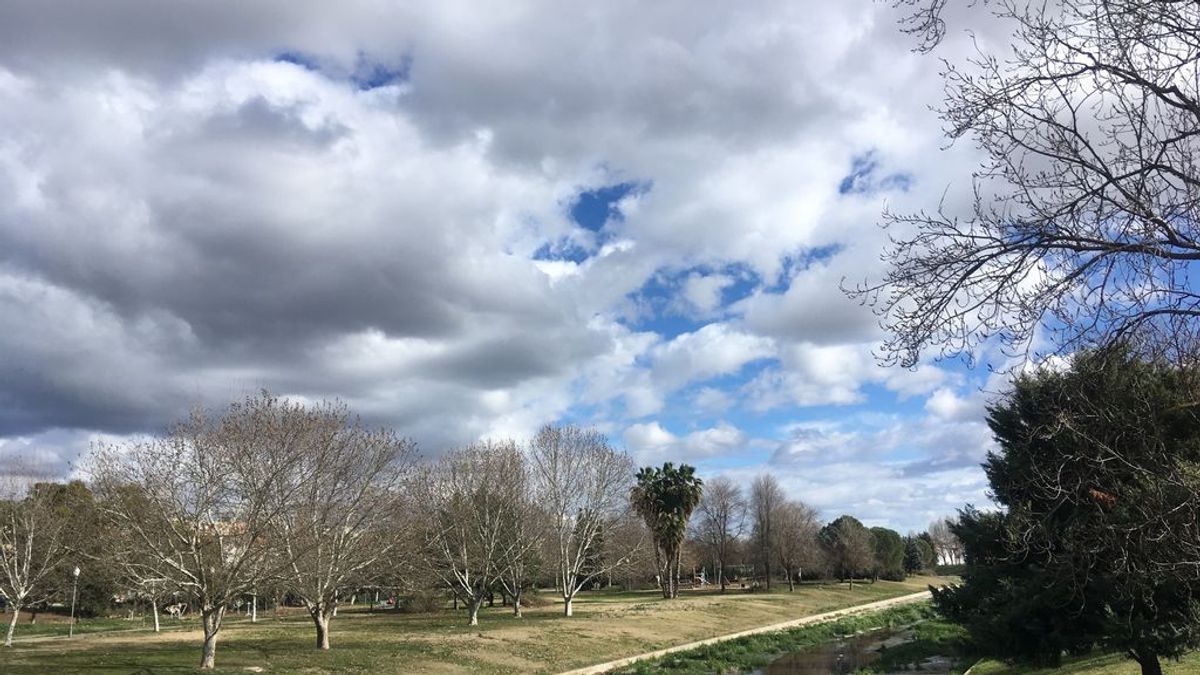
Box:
[774,500,820,592]
[853,0,1200,367]
[927,517,962,566]
[272,401,417,650]
[0,477,70,647]
[693,476,745,592]
[529,425,639,616]
[603,510,654,591]
[88,394,312,669]
[750,474,785,590]
[415,441,519,626]
[493,443,544,618]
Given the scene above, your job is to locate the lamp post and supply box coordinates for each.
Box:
[68,566,80,638]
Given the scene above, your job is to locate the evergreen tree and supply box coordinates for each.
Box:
[935,347,1200,675]
[630,463,703,599]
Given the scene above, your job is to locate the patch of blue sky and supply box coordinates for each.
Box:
[630,312,707,341]
[707,262,760,306]
[569,181,647,232]
[553,399,612,430]
[620,272,708,338]
[621,263,763,337]
[652,362,773,422]
[352,52,411,90]
[838,151,913,196]
[860,382,930,414]
[532,236,593,264]
[275,51,321,71]
[767,245,844,290]
[273,50,411,91]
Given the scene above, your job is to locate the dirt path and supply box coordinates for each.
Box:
[556,590,933,675]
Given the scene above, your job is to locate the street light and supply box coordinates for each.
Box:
[68,566,80,638]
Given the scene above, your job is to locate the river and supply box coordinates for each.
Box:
[755,625,956,674]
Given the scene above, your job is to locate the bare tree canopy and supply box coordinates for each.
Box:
[856,0,1200,366]
[927,517,963,566]
[88,394,315,669]
[750,474,785,590]
[271,401,417,650]
[414,440,522,626]
[493,440,544,619]
[0,476,71,647]
[694,476,746,592]
[773,500,820,592]
[529,425,638,616]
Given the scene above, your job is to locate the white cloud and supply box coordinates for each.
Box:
[623,420,748,464]
[680,272,735,315]
[0,0,1005,531]
[650,322,776,392]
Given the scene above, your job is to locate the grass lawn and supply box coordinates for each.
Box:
[970,652,1200,674]
[0,576,946,674]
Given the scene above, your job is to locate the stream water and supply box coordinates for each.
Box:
[755,626,956,675]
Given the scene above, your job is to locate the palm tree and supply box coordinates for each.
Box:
[630,463,703,599]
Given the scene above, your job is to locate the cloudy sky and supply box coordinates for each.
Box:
[0,0,1009,532]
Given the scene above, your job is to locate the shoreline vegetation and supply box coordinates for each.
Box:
[609,600,943,674]
[0,577,946,674]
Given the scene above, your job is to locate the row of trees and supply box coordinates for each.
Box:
[693,474,953,593]
[0,394,948,669]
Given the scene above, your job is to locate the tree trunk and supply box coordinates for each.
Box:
[467,597,482,626]
[250,595,257,623]
[674,553,682,598]
[4,606,19,647]
[719,562,726,592]
[848,576,854,591]
[152,601,160,632]
[310,607,331,650]
[764,560,771,590]
[563,595,573,617]
[1134,649,1162,675]
[512,588,522,618]
[200,606,224,669]
[787,566,795,592]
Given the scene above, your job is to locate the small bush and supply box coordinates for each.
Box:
[397,590,443,614]
[518,589,551,608]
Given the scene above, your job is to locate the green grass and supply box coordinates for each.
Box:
[610,602,940,675]
[0,577,946,674]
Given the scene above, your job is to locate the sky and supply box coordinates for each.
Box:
[0,0,1013,533]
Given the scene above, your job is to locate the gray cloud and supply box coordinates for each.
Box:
[0,0,1008,530]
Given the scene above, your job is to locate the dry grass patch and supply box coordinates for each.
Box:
[0,576,949,674]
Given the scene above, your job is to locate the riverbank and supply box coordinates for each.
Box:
[605,601,947,674]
